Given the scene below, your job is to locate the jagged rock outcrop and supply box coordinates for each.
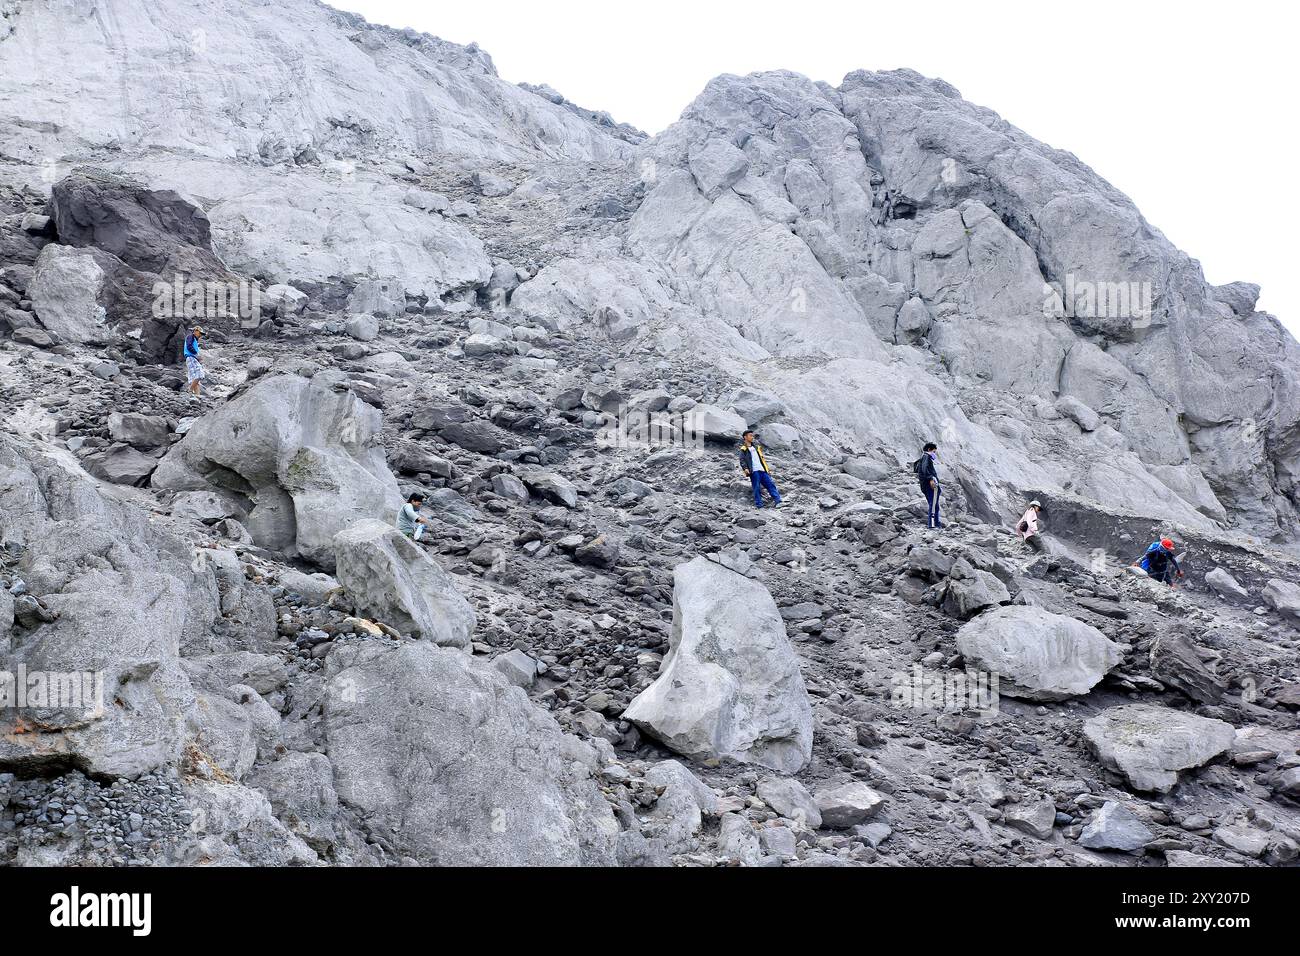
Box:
[2,0,1298,872]
[322,640,621,865]
[624,555,814,773]
[0,437,219,778]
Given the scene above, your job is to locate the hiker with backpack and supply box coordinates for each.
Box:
[1017,500,1045,552]
[184,326,205,399]
[737,430,783,509]
[913,442,942,529]
[1134,537,1184,586]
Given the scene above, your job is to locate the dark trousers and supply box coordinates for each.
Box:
[751,470,781,507]
[923,482,942,528]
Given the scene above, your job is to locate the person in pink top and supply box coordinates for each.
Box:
[1017,500,1045,552]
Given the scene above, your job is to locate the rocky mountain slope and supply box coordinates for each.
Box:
[0,0,1297,867]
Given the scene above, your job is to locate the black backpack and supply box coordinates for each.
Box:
[911,456,925,477]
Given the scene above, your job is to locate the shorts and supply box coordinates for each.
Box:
[186,356,205,384]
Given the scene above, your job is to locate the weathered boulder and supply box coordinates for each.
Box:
[624,556,813,773]
[332,520,476,648]
[1083,704,1236,793]
[0,436,219,779]
[344,313,379,342]
[685,403,747,442]
[49,168,225,275]
[514,466,579,508]
[756,776,822,829]
[1262,579,1300,621]
[956,606,1122,700]
[814,782,885,829]
[1004,792,1057,839]
[107,411,172,449]
[940,560,1010,619]
[641,759,717,853]
[82,444,160,486]
[27,244,112,345]
[1078,801,1153,852]
[151,371,400,568]
[1149,633,1226,704]
[322,641,620,865]
[1205,567,1250,601]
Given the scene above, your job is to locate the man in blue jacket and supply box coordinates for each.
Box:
[1136,538,1184,586]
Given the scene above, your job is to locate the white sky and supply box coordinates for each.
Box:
[346,0,1297,336]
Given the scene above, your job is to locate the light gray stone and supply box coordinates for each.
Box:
[957,606,1122,700]
[1083,704,1236,793]
[624,556,813,773]
[332,520,476,647]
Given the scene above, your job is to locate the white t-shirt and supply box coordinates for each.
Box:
[397,503,420,535]
[749,447,765,473]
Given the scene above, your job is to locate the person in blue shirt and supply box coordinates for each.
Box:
[1135,538,1184,586]
[183,326,205,399]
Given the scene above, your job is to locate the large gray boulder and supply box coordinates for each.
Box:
[322,641,620,865]
[332,520,477,648]
[1205,567,1250,601]
[623,556,813,773]
[1262,579,1300,621]
[152,370,401,568]
[49,168,226,276]
[27,244,112,345]
[0,437,220,779]
[956,606,1122,700]
[1083,704,1236,794]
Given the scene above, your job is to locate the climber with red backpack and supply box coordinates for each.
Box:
[1134,537,1184,586]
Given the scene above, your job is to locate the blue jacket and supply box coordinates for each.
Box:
[184,334,201,359]
[1138,542,1179,576]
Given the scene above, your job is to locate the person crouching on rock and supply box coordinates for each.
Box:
[398,492,432,543]
[738,430,783,509]
[184,325,205,399]
[1017,500,1045,552]
[914,442,942,529]
[1134,537,1184,586]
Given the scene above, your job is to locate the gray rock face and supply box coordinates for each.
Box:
[1205,567,1250,601]
[0,436,219,779]
[1262,579,1300,620]
[332,520,476,647]
[757,776,822,829]
[152,371,400,568]
[1083,704,1237,793]
[624,556,813,773]
[49,168,225,276]
[956,606,1122,700]
[108,412,172,449]
[814,782,885,829]
[1078,801,1153,852]
[1004,793,1056,840]
[323,641,620,865]
[28,244,111,345]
